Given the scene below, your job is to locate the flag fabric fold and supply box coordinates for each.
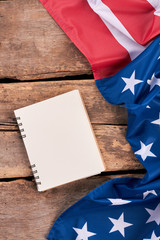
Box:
[39,0,160,79]
[38,0,160,239]
[47,176,160,239]
[96,36,160,183]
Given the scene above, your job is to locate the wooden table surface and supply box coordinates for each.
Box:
[0,0,145,239]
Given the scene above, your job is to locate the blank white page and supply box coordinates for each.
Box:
[14,90,105,191]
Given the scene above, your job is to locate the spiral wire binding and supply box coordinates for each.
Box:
[31,164,42,185]
[14,117,26,138]
[14,117,41,186]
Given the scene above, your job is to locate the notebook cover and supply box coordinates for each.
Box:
[14,90,105,191]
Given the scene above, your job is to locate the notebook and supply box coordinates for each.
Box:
[14,90,105,191]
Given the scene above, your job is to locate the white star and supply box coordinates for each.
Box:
[73,222,96,240]
[145,203,160,225]
[108,198,131,205]
[143,190,157,199]
[121,71,143,95]
[147,73,160,91]
[146,105,151,109]
[143,231,160,240]
[135,141,156,161]
[151,113,160,126]
[109,212,133,237]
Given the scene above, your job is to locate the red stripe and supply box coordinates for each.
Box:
[39,0,131,79]
[102,0,160,45]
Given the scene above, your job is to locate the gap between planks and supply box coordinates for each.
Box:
[0,79,128,125]
[0,169,146,182]
[0,126,143,179]
[0,0,92,80]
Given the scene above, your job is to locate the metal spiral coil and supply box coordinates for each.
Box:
[31,164,41,185]
[14,116,27,139]
[15,117,41,186]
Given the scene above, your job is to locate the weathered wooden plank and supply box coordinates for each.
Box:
[0,80,128,125]
[0,175,143,239]
[0,0,92,80]
[0,126,142,178]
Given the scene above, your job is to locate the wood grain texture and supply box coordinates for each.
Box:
[0,0,92,80]
[0,126,142,179]
[0,175,143,239]
[0,80,128,125]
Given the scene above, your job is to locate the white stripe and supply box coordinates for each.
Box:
[87,0,146,60]
[147,0,160,16]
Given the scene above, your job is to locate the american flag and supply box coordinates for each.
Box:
[39,0,160,239]
[40,0,160,79]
